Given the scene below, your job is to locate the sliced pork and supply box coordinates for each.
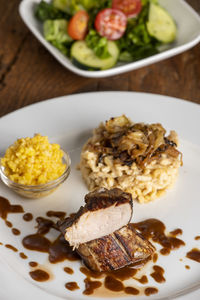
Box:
[59,188,133,248]
[77,224,155,272]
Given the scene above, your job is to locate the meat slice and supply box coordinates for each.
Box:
[58,188,133,248]
[77,224,155,272]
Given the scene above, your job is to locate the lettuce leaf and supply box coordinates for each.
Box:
[35,0,68,21]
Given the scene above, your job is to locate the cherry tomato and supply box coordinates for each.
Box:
[68,10,89,40]
[95,8,127,40]
[112,0,142,18]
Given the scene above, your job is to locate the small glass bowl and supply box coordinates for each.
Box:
[0,151,71,199]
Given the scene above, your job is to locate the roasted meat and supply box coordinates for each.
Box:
[59,188,133,248]
[77,224,155,272]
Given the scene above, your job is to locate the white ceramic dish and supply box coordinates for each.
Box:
[0,92,200,300]
[19,0,200,78]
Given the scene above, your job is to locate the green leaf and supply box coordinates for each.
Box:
[85,30,111,59]
[43,19,72,43]
[51,40,71,56]
[35,0,69,21]
[117,2,159,62]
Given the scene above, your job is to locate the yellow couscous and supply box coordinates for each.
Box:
[1,134,66,185]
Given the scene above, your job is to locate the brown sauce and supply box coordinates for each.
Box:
[104,276,124,292]
[124,286,140,295]
[5,220,12,228]
[12,228,20,235]
[29,261,38,267]
[133,219,185,254]
[0,242,3,245]
[1,200,191,298]
[80,265,142,295]
[185,265,190,269]
[48,235,80,263]
[145,287,158,296]
[195,236,200,240]
[110,266,137,281]
[64,267,74,275]
[83,278,102,295]
[80,267,103,279]
[36,217,54,235]
[46,211,66,219]
[29,269,50,282]
[150,265,165,283]
[0,196,24,221]
[160,248,170,255]
[23,213,33,222]
[186,248,200,263]
[80,265,137,281]
[19,252,27,259]
[153,253,158,263]
[22,213,79,263]
[65,282,79,291]
[23,234,51,252]
[5,244,18,252]
[170,228,183,236]
[23,231,79,264]
[134,275,148,284]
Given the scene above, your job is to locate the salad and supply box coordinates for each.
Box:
[35,0,177,71]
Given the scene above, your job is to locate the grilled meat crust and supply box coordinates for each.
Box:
[77,224,155,272]
[58,188,133,238]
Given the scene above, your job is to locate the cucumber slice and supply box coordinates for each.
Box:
[146,3,177,43]
[52,0,70,13]
[71,41,119,70]
[72,58,100,71]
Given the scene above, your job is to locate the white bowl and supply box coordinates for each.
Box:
[19,0,200,78]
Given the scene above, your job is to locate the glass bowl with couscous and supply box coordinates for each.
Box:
[0,134,71,198]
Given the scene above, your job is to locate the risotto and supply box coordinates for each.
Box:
[79,115,182,203]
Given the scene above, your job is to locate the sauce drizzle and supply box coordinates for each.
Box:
[19,252,27,259]
[5,221,12,228]
[64,267,74,275]
[186,248,200,263]
[124,286,139,295]
[83,278,102,295]
[65,282,79,291]
[29,269,50,282]
[145,287,158,296]
[23,213,33,222]
[0,196,24,221]
[5,244,18,252]
[104,276,124,292]
[46,211,66,219]
[29,261,38,267]
[133,219,185,254]
[12,228,20,235]
[150,265,165,283]
[185,265,190,269]
[22,216,79,264]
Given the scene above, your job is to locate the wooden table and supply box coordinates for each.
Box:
[0,0,199,118]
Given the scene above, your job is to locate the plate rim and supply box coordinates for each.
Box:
[0,91,200,300]
[1,90,200,121]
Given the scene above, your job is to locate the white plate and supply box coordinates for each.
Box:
[0,92,200,300]
[19,0,200,78]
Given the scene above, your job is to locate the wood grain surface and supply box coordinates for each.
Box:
[0,0,200,118]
